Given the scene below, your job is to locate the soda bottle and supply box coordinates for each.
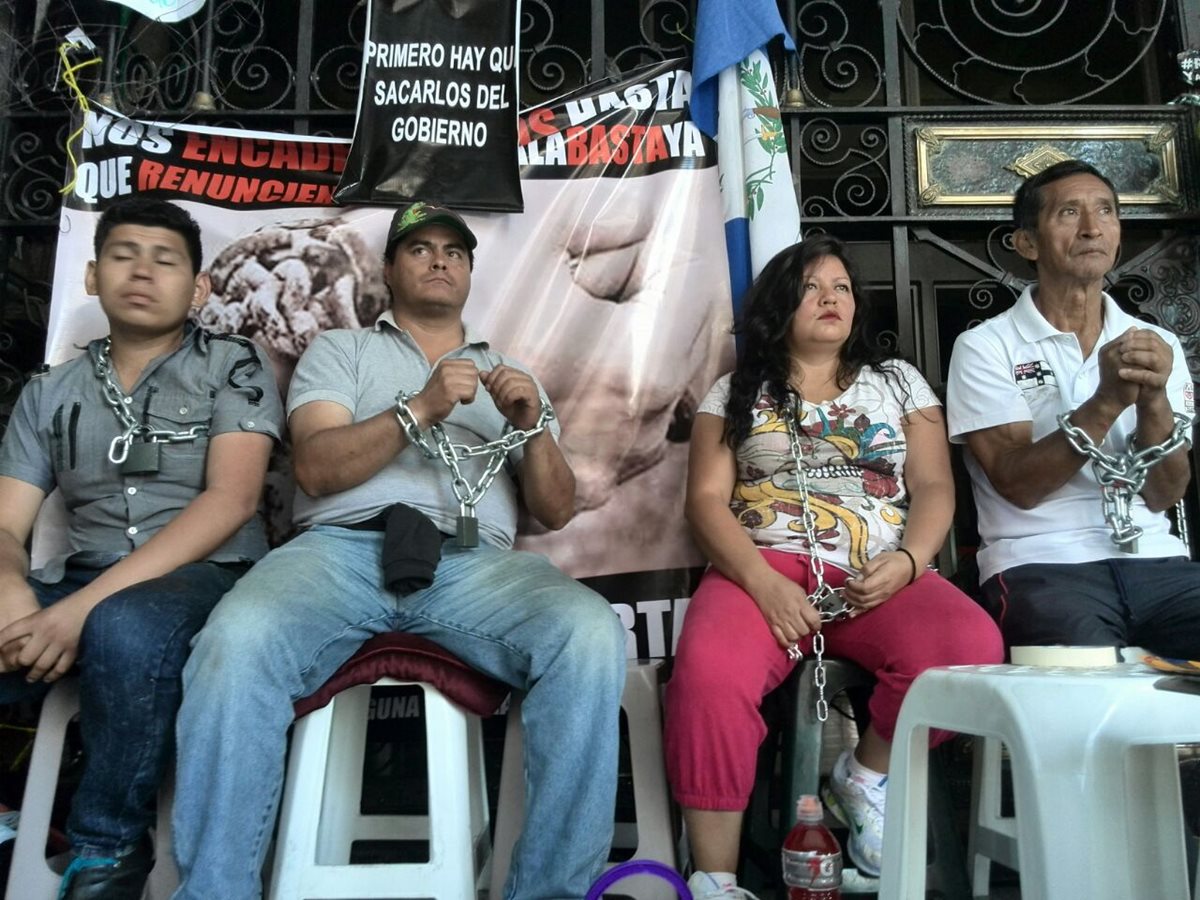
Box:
[781,793,842,899]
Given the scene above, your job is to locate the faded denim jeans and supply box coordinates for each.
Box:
[172,526,626,900]
[0,560,244,856]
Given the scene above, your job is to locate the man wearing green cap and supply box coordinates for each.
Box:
[172,200,627,900]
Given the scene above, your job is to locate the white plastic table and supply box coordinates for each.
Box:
[879,663,1200,900]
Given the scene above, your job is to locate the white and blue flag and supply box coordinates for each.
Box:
[691,0,802,317]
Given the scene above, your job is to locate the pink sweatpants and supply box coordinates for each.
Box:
[664,548,1004,811]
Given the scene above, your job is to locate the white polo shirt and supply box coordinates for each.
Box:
[947,286,1195,583]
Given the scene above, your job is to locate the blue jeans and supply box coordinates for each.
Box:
[0,560,243,856]
[171,526,626,900]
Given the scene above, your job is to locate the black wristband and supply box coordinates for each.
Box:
[897,547,918,584]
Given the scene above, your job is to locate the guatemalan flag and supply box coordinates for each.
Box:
[691,0,802,317]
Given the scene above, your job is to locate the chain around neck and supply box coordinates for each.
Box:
[94,336,209,466]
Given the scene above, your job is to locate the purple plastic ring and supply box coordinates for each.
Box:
[584,860,692,900]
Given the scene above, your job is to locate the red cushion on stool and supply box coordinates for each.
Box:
[293,633,510,719]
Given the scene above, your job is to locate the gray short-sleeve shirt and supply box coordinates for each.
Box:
[288,312,560,549]
[0,323,284,581]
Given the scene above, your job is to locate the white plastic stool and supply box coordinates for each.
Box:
[965,735,1015,898]
[880,663,1200,900]
[267,678,491,899]
[966,646,1150,897]
[490,661,676,900]
[5,678,178,900]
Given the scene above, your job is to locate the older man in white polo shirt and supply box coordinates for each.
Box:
[947,159,1198,657]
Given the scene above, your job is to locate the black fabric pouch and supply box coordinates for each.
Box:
[381,503,443,595]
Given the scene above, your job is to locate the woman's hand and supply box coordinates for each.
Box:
[842,550,914,612]
[748,568,823,649]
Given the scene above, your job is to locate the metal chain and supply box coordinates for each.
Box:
[810,630,828,721]
[395,391,555,517]
[783,400,854,722]
[94,338,208,465]
[1058,412,1194,553]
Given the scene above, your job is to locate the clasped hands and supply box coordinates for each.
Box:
[405,359,544,432]
[756,550,914,650]
[0,580,87,684]
[1098,327,1173,411]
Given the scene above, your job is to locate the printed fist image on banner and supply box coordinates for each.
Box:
[198,215,392,391]
[42,60,734,584]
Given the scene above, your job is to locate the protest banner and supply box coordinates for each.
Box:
[46,60,734,659]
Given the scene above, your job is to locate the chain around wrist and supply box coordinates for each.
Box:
[395,391,432,453]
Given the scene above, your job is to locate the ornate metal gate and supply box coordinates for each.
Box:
[1,0,1197,553]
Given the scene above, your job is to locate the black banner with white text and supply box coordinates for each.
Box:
[334,0,522,211]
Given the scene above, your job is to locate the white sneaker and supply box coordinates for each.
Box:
[822,748,886,877]
[686,871,762,900]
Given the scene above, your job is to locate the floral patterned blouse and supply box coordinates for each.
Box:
[697,361,939,573]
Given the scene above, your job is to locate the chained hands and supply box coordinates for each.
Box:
[1118,328,1174,408]
[1097,327,1172,412]
[481,365,542,431]
[408,359,480,428]
[406,361,544,432]
[1096,331,1141,412]
[842,551,912,612]
[749,568,823,650]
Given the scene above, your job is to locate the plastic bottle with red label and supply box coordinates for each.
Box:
[781,793,842,899]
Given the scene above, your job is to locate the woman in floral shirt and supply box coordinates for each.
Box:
[666,235,1002,896]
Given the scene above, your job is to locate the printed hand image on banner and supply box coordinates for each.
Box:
[334,0,523,211]
[45,60,733,657]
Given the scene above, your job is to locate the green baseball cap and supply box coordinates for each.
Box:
[386,200,477,254]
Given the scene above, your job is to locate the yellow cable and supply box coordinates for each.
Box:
[58,41,103,196]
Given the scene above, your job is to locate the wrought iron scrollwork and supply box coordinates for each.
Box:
[986,226,1023,280]
[874,327,900,355]
[519,0,589,103]
[106,18,203,112]
[796,117,889,217]
[206,0,294,111]
[309,2,368,111]
[519,0,690,105]
[3,124,69,221]
[0,330,22,432]
[610,0,690,73]
[786,0,883,108]
[1117,236,1200,380]
[966,279,1019,314]
[898,0,1169,105]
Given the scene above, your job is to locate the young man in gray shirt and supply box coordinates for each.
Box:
[0,196,282,899]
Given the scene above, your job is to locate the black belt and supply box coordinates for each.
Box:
[338,511,389,531]
[336,513,456,542]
